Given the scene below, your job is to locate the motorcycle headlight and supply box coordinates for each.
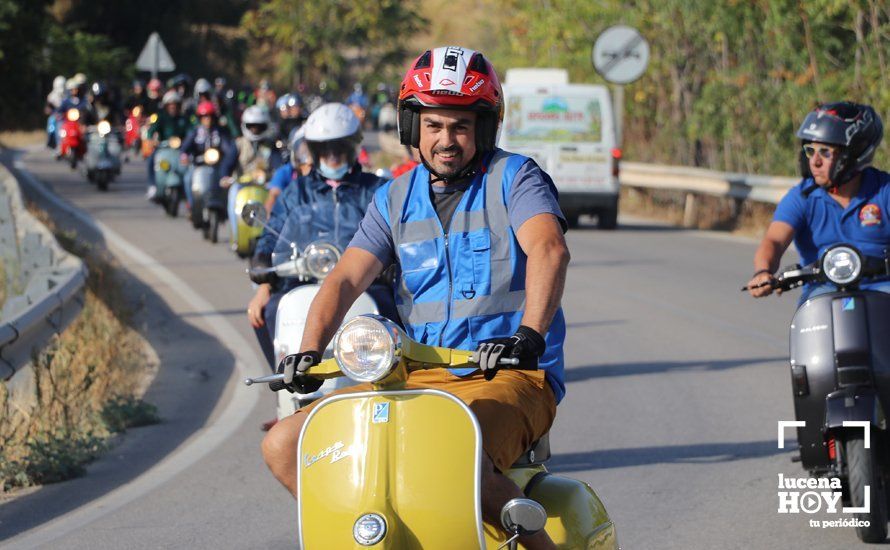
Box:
[169,136,181,149]
[303,242,340,280]
[204,148,220,165]
[159,159,171,172]
[97,121,112,136]
[66,109,80,122]
[333,315,401,383]
[822,245,862,285]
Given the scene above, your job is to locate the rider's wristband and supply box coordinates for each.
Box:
[752,269,773,278]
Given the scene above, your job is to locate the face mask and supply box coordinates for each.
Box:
[318,159,349,181]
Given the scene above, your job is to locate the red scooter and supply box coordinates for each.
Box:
[124,106,145,157]
[57,108,86,169]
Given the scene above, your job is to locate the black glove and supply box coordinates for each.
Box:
[472,325,546,380]
[249,253,279,286]
[271,351,322,394]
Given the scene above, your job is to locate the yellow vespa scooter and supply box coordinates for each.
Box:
[230,166,271,258]
[245,314,617,549]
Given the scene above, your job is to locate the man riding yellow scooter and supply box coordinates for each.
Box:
[262,46,572,549]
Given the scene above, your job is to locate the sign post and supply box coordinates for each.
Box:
[592,25,650,146]
[136,32,176,78]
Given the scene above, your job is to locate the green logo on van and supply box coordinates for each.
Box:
[542,97,569,113]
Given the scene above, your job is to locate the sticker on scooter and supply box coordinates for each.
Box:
[373,402,390,424]
[304,441,352,468]
[843,297,856,311]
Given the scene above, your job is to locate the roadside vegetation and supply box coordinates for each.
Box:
[0,207,158,493]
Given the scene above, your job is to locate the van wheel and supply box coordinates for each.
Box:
[598,208,618,230]
[847,436,888,542]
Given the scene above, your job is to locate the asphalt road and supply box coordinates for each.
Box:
[0,145,859,549]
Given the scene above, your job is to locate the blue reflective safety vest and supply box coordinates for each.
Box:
[377,149,566,402]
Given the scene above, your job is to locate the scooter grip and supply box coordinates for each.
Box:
[269,380,287,392]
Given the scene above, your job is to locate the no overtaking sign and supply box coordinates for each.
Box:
[592,25,650,85]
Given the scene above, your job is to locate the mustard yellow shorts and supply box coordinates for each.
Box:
[298,368,556,472]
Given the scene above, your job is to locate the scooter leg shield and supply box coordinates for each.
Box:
[298,390,484,549]
[504,467,617,549]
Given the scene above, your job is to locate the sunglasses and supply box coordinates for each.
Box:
[803,144,836,160]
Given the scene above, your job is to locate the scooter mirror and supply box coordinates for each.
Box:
[500,498,547,537]
[241,201,267,227]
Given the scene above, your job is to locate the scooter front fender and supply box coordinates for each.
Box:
[231,184,269,256]
[825,387,887,431]
[298,389,484,549]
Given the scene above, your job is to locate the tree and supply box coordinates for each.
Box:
[241,0,426,91]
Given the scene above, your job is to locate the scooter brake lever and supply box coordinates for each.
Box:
[244,373,285,386]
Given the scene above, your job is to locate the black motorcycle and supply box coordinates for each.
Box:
[752,244,890,542]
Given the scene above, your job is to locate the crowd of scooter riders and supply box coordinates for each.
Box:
[43,71,407,198]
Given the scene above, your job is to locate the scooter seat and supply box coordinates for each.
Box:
[510,433,550,467]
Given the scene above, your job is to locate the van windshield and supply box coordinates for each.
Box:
[504,94,603,144]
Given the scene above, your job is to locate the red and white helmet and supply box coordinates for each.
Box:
[398,46,503,152]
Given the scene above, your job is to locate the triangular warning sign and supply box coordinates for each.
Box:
[136,32,176,73]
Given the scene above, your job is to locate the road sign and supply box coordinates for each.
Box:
[592,25,649,85]
[136,32,176,77]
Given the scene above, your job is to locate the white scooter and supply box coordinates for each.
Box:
[241,202,386,419]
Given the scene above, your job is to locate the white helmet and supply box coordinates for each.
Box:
[241,105,272,142]
[303,103,362,167]
[161,90,182,106]
[303,103,361,142]
[53,75,66,92]
[194,78,212,96]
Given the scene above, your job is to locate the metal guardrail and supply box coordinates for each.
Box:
[620,161,798,205]
[0,163,87,380]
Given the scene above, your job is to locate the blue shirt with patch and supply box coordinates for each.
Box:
[774,167,890,266]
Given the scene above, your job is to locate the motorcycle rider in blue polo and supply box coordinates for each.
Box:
[747,102,888,302]
[246,103,391,370]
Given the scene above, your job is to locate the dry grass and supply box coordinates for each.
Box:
[620,186,773,239]
[0,205,157,493]
[0,131,45,149]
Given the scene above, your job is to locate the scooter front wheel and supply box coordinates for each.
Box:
[165,187,181,218]
[847,436,889,542]
[208,209,220,243]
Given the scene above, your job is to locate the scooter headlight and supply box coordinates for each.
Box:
[822,245,862,285]
[333,315,401,383]
[97,120,112,136]
[169,136,182,149]
[159,159,171,172]
[303,242,340,280]
[66,109,80,122]
[204,148,220,165]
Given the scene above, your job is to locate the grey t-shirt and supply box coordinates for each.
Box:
[348,159,566,268]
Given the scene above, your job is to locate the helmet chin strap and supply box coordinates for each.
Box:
[420,152,479,185]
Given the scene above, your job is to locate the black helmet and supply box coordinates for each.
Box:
[796,102,884,185]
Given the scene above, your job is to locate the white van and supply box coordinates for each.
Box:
[499,68,620,229]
